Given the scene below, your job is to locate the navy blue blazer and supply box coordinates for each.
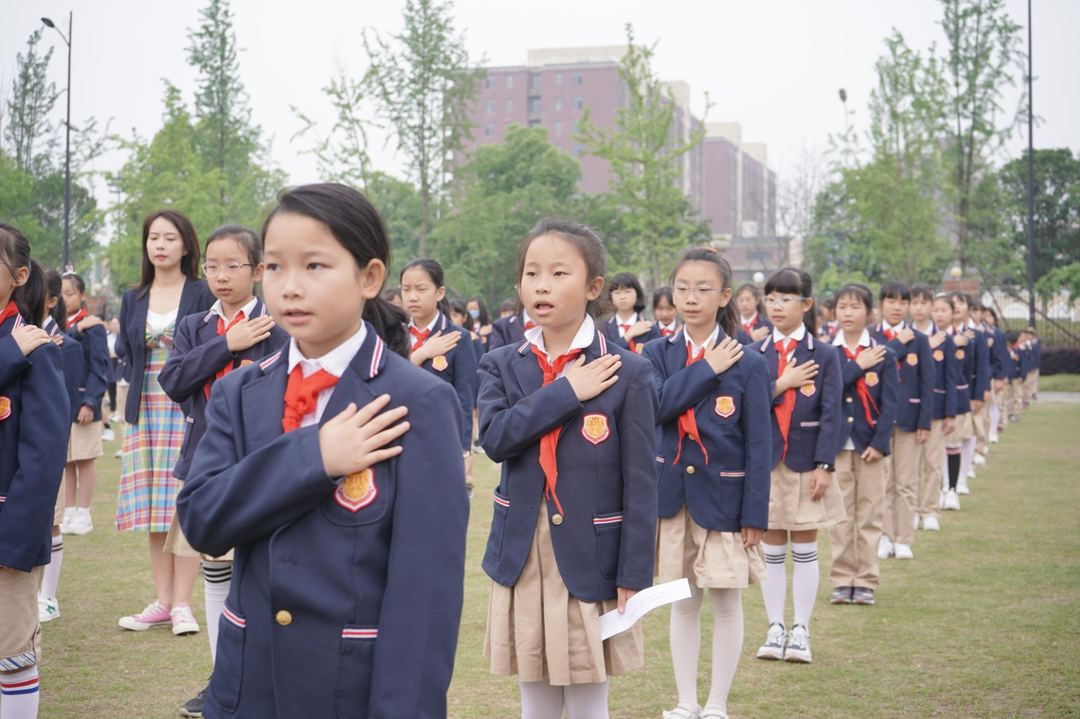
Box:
[950,325,989,407]
[600,315,662,353]
[872,323,934,432]
[642,327,772,532]
[117,278,214,424]
[0,311,69,571]
[413,312,476,450]
[755,331,842,472]
[735,312,774,344]
[477,330,658,604]
[922,324,959,420]
[46,318,85,424]
[487,314,527,351]
[158,298,289,481]
[67,320,110,422]
[177,323,469,719]
[835,337,899,455]
[988,326,1009,380]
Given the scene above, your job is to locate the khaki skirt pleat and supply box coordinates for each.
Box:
[655,504,766,588]
[767,463,847,531]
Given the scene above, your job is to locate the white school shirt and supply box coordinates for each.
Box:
[524,315,595,380]
[208,295,259,325]
[285,324,367,428]
[772,324,807,363]
[614,312,640,338]
[684,324,720,357]
[408,313,440,352]
[834,328,871,451]
[880,318,906,335]
[657,319,679,335]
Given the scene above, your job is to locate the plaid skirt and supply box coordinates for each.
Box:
[116,341,184,532]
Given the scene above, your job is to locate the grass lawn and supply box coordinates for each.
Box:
[1037,373,1080,393]
[40,401,1080,718]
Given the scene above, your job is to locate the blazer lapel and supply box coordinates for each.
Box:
[242,358,287,450]
[510,343,544,398]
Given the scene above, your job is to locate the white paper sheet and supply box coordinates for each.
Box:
[598,578,692,640]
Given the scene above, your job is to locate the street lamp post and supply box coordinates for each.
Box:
[1025,0,1036,329]
[42,13,72,271]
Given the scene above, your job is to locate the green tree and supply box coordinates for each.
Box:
[575,24,709,288]
[365,171,422,279]
[431,125,581,304]
[3,30,57,174]
[292,66,374,189]
[362,0,484,255]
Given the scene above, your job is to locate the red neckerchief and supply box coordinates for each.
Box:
[409,325,431,353]
[880,323,902,379]
[661,326,675,337]
[674,342,710,466]
[203,310,248,400]
[282,367,339,432]
[618,317,637,353]
[532,344,582,517]
[742,312,758,336]
[775,338,798,461]
[66,307,88,330]
[0,301,20,328]
[524,320,537,331]
[842,345,880,427]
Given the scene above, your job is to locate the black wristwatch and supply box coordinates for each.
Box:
[816,462,836,473]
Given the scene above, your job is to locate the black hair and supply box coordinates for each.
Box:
[62,271,88,318]
[652,285,674,310]
[764,267,817,336]
[449,299,474,331]
[822,296,836,311]
[608,272,646,314]
[384,286,401,302]
[910,283,934,302]
[835,282,875,312]
[947,291,972,313]
[206,224,262,265]
[934,293,955,310]
[136,209,202,298]
[401,258,452,319]
[671,247,738,338]
[1006,330,1020,344]
[0,222,48,328]
[466,297,491,327]
[517,219,608,319]
[262,183,410,358]
[735,283,765,318]
[499,297,516,314]
[45,268,66,329]
[879,280,910,302]
[984,307,998,323]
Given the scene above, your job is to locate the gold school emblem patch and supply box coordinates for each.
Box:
[907,353,918,366]
[0,396,10,421]
[800,382,816,397]
[581,413,610,445]
[956,349,965,361]
[240,359,253,366]
[933,349,944,362]
[715,395,736,418]
[432,355,448,372]
[865,371,880,387]
[335,468,377,513]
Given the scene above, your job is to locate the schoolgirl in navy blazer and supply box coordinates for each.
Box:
[600,314,662,353]
[949,322,989,410]
[177,324,469,719]
[66,315,109,423]
[158,297,289,480]
[116,277,214,423]
[478,327,658,604]
[44,316,85,424]
[835,333,899,456]
[755,330,842,472]
[642,326,772,532]
[735,311,774,345]
[487,311,529,351]
[872,322,934,433]
[922,322,959,421]
[411,310,477,451]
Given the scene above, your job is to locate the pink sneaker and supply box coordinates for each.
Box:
[170,603,200,636]
[119,601,172,631]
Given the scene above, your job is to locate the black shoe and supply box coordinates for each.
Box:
[180,679,210,717]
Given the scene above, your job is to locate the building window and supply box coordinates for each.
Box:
[573,120,580,134]
[485,76,494,89]
[555,121,562,136]
[573,72,583,85]
[529,73,541,89]
[528,97,542,114]
[485,123,495,137]
[528,119,541,128]
[573,96,583,110]
[555,96,562,111]
[485,99,494,114]
[506,98,512,113]
[556,72,562,86]
[507,75,513,89]
[573,144,583,157]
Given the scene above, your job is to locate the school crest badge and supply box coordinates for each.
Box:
[715,395,736,418]
[0,396,10,421]
[956,349,965,361]
[865,372,880,387]
[432,355,448,372]
[933,349,944,362]
[907,353,918,366]
[581,413,610,445]
[240,359,253,366]
[335,468,377,513]
[800,382,816,397]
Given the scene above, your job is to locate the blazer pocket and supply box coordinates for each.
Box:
[336,626,377,717]
[486,487,510,561]
[211,604,246,713]
[593,512,623,580]
[719,472,745,520]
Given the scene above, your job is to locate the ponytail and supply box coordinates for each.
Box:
[363,296,410,358]
[0,223,48,327]
[45,268,66,329]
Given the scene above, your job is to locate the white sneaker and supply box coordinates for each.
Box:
[102,427,116,442]
[59,507,77,534]
[922,516,941,531]
[109,412,122,424]
[38,597,60,623]
[943,489,961,511]
[914,515,921,531]
[663,705,702,719]
[756,621,787,660]
[878,536,895,560]
[989,432,999,444]
[957,478,970,495]
[114,449,123,458]
[68,510,93,536]
[974,454,986,466]
[894,543,914,560]
[967,467,977,480]
[784,623,812,663]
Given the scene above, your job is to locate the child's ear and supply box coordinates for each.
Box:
[252,262,265,283]
[586,276,605,302]
[360,259,387,301]
[717,287,733,308]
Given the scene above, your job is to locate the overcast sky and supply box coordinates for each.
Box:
[3,0,1078,217]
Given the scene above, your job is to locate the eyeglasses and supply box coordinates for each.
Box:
[202,263,257,278]
[673,285,722,299]
[763,296,809,308]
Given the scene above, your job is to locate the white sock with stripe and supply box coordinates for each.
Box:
[202,561,233,665]
[760,542,788,624]
[791,541,820,626]
[39,536,62,601]
[0,666,40,719]
[669,584,704,712]
[704,588,743,716]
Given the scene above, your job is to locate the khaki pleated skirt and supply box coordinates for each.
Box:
[945,411,975,442]
[656,504,766,588]
[164,507,233,561]
[484,503,644,685]
[767,463,847,531]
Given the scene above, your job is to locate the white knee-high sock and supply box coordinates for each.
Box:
[959,436,976,481]
[563,680,609,719]
[760,542,788,625]
[519,678,564,719]
[202,561,232,665]
[39,536,62,600]
[704,588,743,716]
[791,541,820,626]
[988,402,1001,435]
[0,666,40,719]
[669,584,705,712]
